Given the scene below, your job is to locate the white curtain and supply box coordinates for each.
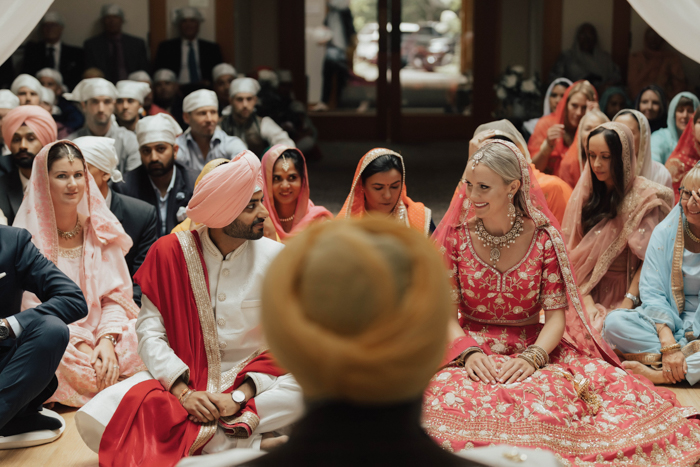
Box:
[0,0,54,67]
[628,0,700,64]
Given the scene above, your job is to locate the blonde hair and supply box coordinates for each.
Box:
[470,143,527,214]
[568,80,596,103]
[681,163,700,190]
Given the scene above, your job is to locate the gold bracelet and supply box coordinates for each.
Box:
[660,343,681,354]
[517,353,538,370]
[456,347,484,366]
[101,335,117,346]
[178,387,194,405]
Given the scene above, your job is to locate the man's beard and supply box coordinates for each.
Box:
[146,158,174,178]
[12,150,36,169]
[223,217,265,240]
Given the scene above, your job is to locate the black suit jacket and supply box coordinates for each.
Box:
[0,164,24,226]
[83,33,150,83]
[154,38,223,84]
[22,41,84,89]
[113,161,197,237]
[0,226,87,327]
[109,191,158,307]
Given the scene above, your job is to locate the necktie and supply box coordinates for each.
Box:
[46,46,55,69]
[188,41,199,83]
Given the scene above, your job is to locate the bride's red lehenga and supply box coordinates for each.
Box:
[423,140,700,466]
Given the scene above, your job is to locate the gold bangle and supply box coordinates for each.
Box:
[660,343,681,354]
[517,353,538,370]
[456,347,484,366]
[101,335,117,347]
[178,387,193,405]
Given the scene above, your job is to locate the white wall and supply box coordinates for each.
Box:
[305,0,326,103]
[500,0,533,74]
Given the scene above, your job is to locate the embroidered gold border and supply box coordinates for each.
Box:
[672,212,686,314]
[423,206,432,237]
[220,348,266,391]
[220,411,260,439]
[176,231,222,456]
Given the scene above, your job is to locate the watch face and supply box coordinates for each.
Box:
[0,324,9,340]
[232,390,245,403]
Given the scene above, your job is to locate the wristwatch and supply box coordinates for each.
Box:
[231,390,246,404]
[0,319,10,340]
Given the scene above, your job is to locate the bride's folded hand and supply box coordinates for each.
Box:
[464,352,499,384]
[498,358,535,384]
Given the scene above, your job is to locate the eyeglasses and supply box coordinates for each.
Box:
[680,188,696,202]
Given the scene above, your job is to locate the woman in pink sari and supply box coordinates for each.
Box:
[14,141,144,407]
[562,123,673,332]
[425,139,700,465]
[261,144,332,241]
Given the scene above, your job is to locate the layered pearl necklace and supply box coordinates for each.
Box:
[474,214,524,266]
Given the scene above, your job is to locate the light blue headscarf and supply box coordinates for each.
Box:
[650,92,700,164]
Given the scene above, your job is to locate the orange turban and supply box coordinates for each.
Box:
[186,150,263,228]
[2,106,58,148]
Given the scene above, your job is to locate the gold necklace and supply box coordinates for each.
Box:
[474,214,524,266]
[685,219,700,243]
[58,219,82,240]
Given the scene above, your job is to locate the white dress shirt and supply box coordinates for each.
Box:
[179,39,200,85]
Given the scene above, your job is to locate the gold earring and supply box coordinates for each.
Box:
[507,193,515,224]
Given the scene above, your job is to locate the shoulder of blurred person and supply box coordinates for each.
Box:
[109,190,159,278]
[0,167,22,225]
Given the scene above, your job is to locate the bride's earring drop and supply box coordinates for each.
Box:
[507,193,515,226]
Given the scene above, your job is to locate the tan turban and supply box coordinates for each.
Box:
[186,150,263,228]
[2,106,58,148]
[261,218,453,403]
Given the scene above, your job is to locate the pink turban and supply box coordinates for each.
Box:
[2,106,58,147]
[186,150,264,228]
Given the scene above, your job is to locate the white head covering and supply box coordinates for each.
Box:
[101,4,124,19]
[64,78,118,102]
[73,136,123,183]
[135,114,183,147]
[0,90,20,110]
[36,68,63,86]
[212,63,236,82]
[174,6,204,23]
[229,77,261,98]
[128,70,152,84]
[42,11,64,26]
[258,69,279,88]
[153,69,177,83]
[11,74,44,97]
[183,89,218,113]
[116,80,151,104]
[40,86,55,105]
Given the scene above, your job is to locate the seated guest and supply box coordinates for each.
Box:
[153,69,184,126]
[652,92,699,164]
[14,141,144,407]
[635,84,666,133]
[37,68,85,134]
[66,78,141,174]
[115,80,151,132]
[38,87,69,139]
[212,63,236,112]
[559,108,609,188]
[261,145,332,241]
[599,86,630,121]
[528,80,597,175]
[562,123,673,331]
[605,165,700,385]
[0,106,57,223]
[614,109,673,188]
[11,74,43,106]
[76,151,303,463]
[469,120,572,224]
[220,78,295,157]
[74,136,158,307]
[175,89,247,172]
[522,77,571,139]
[128,71,168,116]
[628,27,686,102]
[154,7,223,87]
[0,90,20,155]
[83,4,149,83]
[337,149,434,236]
[116,113,197,237]
[667,111,700,202]
[22,11,84,89]
[0,225,87,449]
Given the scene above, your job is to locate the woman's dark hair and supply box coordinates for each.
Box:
[47,142,84,171]
[693,110,700,125]
[677,96,695,110]
[274,149,305,182]
[360,154,403,183]
[581,127,625,234]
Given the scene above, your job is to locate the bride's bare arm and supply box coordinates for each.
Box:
[447,317,466,341]
[534,308,566,353]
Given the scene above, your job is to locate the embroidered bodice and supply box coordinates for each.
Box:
[444,223,568,326]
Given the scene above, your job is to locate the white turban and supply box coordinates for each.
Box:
[36,68,63,86]
[11,74,44,97]
[183,89,218,113]
[40,87,55,105]
[212,63,236,82]
[229,77,261,98]
[64,78,118,102]
[0,90,20,110]
[128,71,152,84]
[153,69,177,83]
[101,4,124,19]
[73,136,123,183]
[174,6,203,23]
[258,70,279,88]
[42,11,64,26]
[116,80,151,104]
[135,114,183,147]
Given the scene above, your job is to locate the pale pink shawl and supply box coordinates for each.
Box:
[14,140,138,345]
[562,123,673,301]
[261,145,332,241]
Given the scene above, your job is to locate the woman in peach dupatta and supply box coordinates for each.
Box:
[261,144,332,241]
[559,108,609,188]
[337,148,433,236]
[562,123,673,332]
[666,111,700,202]
[528,80,597,175]
[13,141,144,407]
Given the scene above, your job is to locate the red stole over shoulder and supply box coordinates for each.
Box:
[99,231,283,467]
